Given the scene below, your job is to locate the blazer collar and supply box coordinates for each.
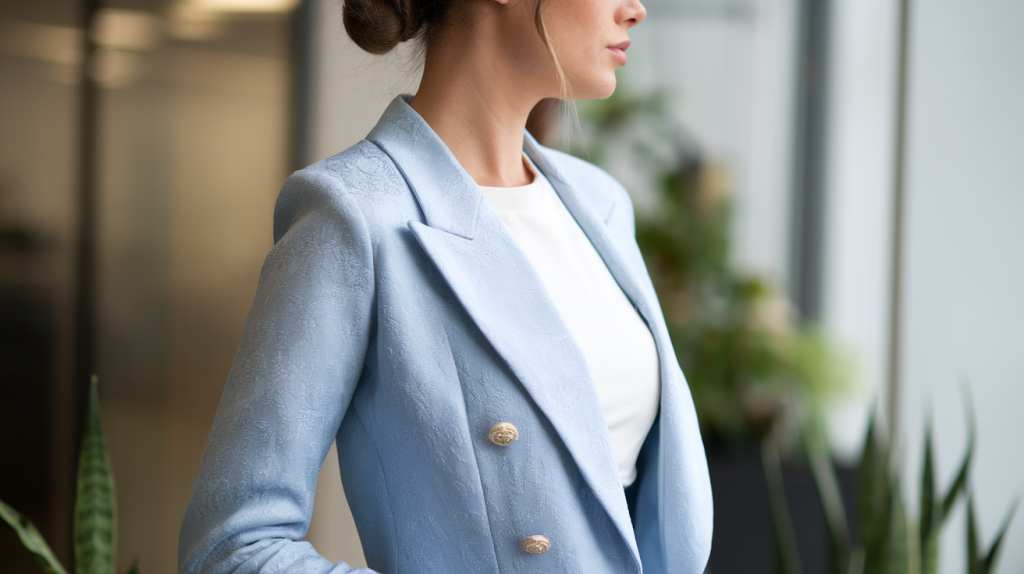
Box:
[366,95,620,238]
[367,95,645,569]
[366,95,482,240]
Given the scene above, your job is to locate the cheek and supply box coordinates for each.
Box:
[562,36,617,98]
[545,1,616,89]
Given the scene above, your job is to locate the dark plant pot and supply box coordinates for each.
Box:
[704,447,858,574]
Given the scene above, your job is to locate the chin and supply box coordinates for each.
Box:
[573,75,617,101]
[593,76,618,100]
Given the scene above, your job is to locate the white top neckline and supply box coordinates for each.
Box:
[477,166,546,211]
[477,154,661,486]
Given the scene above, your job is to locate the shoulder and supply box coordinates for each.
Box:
[273,140,413,243]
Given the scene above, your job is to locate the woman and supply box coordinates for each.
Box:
[178,0,712,569]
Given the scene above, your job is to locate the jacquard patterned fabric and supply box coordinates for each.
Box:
[477,156,661,488]
[178,95,712,574]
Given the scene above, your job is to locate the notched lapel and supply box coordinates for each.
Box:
[368,97,481,240]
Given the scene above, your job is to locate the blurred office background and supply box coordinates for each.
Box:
[0,0,1021,572]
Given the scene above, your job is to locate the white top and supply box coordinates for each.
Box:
[478,156,661,486]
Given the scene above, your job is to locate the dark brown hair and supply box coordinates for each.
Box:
[342,0,568,95]
[342,0,448,54]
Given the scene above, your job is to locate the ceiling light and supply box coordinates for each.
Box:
[92,9,162,51]
[183,0,302,14]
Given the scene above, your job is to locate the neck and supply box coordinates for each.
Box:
[410,34,543,187]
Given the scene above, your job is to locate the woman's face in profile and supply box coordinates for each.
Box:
[541,0,647,99]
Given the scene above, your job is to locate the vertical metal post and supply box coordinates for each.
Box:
[73,0,101,492]
[290,0,315,171]
[790,0,831,323]
[887,0,913,444]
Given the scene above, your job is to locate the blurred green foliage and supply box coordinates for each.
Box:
[565,89,851,451]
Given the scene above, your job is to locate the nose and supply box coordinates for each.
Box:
[625,0,646,26]
[622,0,647,25]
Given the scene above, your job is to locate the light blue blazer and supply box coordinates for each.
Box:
[179,95,713,574]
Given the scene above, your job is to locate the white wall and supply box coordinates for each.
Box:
[622,0,800,288]
[307,0,421,162]
[820,0,900,459]
[623,0,898,462]
[303,0,420,565]
[825,0,1024,571]
[897,1,1024,572]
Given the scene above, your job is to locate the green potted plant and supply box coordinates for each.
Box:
[765,396,1018,574]
[1,376,137,574]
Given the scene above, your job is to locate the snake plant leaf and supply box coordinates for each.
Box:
[920,518,939,574]
[75,375,116,574]
[762,437,803,574]
[941,444,973,519]
[942,396,975,519]
[0,499,70,574]
[919,417,935,532]
[967,494,981,574]
[847,548,865,574]
[981,497,1019,574]
[859,412,894,574]
[884,483,909,574]
[122,558,139,574]
[805,427,851,574]
[919,417,939,574]
[857,413,880,545]
[862,488,893,574]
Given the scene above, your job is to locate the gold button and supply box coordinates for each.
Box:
[521,535,550,554]
[488,422,518,446]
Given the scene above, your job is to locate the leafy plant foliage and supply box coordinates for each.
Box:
[563,89,850,451]
[767,397,1016,574]
[0,501,68,574]
[1,376,138,574]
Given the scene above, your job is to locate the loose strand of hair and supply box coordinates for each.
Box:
[533,1,586,155]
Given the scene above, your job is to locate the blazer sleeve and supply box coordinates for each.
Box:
[178,168,380,574]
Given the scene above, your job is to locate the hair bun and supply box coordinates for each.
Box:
[343,0,420,55]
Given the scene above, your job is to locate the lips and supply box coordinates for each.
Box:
[608,40,630,65]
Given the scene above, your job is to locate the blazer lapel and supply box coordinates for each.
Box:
[525,137,716,569]
[367,96,640,567]
[522,135,661,333]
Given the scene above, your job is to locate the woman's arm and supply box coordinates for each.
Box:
[178,169,380,574]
